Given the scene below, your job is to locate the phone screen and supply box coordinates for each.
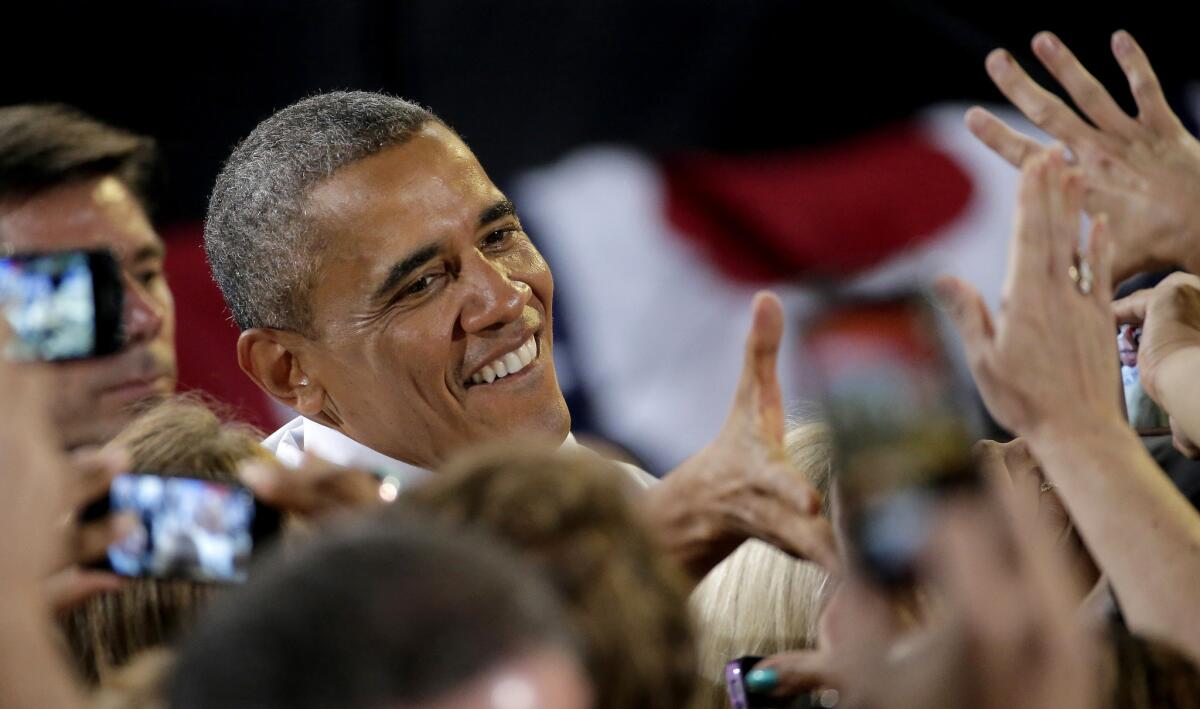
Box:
[801,293,979,585]
[1119,323,1171,435]
[103,474,279,584]
[0,249,123,361]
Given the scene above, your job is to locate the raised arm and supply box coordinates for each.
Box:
[937,147,1200,662]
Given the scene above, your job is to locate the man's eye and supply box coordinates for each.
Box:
[482,228,517,248]
[136,270,163,287]
[404,273,440,297]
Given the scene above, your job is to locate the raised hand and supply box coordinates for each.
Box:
[967,30,1200,282]
[936,147,1120,439]
[645,292,839,579]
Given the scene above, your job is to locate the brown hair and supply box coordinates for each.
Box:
[63,395,268,685]
[0,103,156,209]
[400,441,698,709]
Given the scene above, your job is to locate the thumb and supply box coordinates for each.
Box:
[934,276,995,365]
[732,291,785,438]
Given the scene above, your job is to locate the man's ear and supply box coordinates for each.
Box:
[237,328,326,418]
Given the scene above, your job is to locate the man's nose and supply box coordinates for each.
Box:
[459,256,531,333]
[121,273,165,347]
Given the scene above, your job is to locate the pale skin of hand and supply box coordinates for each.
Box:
[1113,272,1200,452]
[938,147,1200,664]
[0,329,88,709]
[967,29,1200,282]
[751,500,1095,709]
[642,292,840,581]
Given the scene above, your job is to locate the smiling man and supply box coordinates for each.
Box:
[208,94,575,481]
[208,92,836,578]
[0,105,177,450]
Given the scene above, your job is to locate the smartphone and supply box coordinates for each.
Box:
[86,473,282,584]
[1119,324,1171,436]
[800,292,980,586]
[724,656,815,709]
[0,249,123,361]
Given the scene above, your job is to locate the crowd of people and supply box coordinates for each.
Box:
[2,28,1200,708]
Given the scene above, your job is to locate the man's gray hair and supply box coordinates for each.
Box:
[205,91,436,334]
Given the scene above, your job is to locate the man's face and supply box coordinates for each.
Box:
[296,123,569,467]
[0,176,177,448]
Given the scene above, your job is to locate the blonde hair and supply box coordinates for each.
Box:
[689,421,834,708]
[401,441,698,709]
[63,395,269,685]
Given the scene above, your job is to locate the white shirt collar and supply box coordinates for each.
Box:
[262,415,656,489]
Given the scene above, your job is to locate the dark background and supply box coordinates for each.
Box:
[4,1,1196,225]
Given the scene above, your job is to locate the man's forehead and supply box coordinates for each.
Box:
[307,124,503,241]
[0,176,162,259]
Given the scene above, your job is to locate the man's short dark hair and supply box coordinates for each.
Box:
[168,513,580,709]
[205,91,437,334]
[0,104,156,208]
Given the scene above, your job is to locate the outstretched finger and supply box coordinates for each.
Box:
[734,291,786,442]
[1043,149,1081,279]
[965,106,1044,168]
[1031,31,1139,138]
[1086,213,1115,303]
[985,48,1099,146]
[1111,30,1180,135]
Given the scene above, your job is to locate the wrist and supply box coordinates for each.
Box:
[1024,410,1138,461]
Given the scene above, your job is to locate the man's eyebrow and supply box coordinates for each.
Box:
[372,243,441,302]
[478,199,516,227]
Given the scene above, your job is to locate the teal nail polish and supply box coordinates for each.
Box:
[744,668,778,693]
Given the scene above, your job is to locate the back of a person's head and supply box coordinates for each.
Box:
[402,442,698,709]
[0,103,155,209]
[63,396,269,684]
[168,513,585,709]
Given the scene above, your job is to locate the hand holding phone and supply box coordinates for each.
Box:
[725,656,817,709]
[85,473,282,584]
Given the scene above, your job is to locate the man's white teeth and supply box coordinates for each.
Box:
[470,336,538,385]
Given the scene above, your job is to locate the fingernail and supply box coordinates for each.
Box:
[745,668,779,693]
[1112,30,1131,55]
[1034,32,1056,56]
[985,49,1009,75]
